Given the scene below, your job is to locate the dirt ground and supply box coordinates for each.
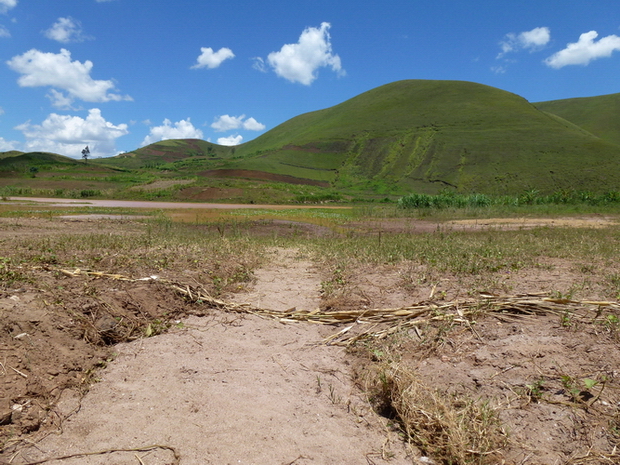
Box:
[1,216,620,464]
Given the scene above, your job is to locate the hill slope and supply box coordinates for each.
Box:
[0,152,80,170]
[6,81,620,197]
[99,139,231,169]
[535,92,620,147]
[226,80,620,194]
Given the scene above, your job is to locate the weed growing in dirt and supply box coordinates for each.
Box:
[524,378,546,403]
[0,257,28,285]
[607,273,620,300]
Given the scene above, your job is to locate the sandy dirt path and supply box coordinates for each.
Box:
[14,249,411,465]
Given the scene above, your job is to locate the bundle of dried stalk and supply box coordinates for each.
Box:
[55,267,620,346]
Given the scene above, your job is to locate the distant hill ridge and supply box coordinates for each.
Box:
[535,92,620,147]
[4,80,620,195]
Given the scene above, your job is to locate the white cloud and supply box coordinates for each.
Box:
[7,49,132,108]
[211,114,244,132]
[252,57,267,72]
[545,31,620,68]
[520,27,551,49]
[0,0,17,14]
[242,117,265,131]
[0,25,10,37]
[141,118,203,146]
[44,17,91,43]
[211,114,265,132]
[0,137,19,151]
[498,27,550,58]
[217,134,243,146]
[191,47,235,69]
[266,22,345,85]
[47,89,74,109]
[15,108,129,158]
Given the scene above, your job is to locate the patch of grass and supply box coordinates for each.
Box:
[8,217,268,296]
[301,226,620,279]
[607,273,620,300]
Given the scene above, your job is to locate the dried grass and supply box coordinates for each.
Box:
[51,266,620,347]
[366,363,506,464]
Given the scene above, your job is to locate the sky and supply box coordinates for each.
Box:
[0,0,619,159]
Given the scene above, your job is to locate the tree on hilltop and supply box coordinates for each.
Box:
[81,146,90,163]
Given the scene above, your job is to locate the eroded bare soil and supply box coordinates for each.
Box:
[0,216,619,464]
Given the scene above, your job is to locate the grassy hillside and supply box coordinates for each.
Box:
[0,152,80,171]
[222,80,620,194]
[3,80,620,199]
[535,92,620,147]
[0,151,25,159]
[97,139,232,169]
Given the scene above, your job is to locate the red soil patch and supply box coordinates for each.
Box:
[199,169,330,187]
[179,186,245,201]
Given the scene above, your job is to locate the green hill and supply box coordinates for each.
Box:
[535,93,620,147]
[0,150,26,159]
[223,80,620,194]
[97,139,232,169]
[0,151,80,170]
[5,80,620,197]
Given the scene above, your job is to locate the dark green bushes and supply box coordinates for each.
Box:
[398,191,491,209]
[398,189,620,210]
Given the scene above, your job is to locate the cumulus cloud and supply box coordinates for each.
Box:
[266,22,344,85]
[7,48,132,108]
[498,26,550,57]
[141,118,203,146]
[0,137,19,151]
[44,17,91,43]
[242,117,266,131]
[15,108,129,158]
[211,114,266,132]
[545,31,620,68]
[0,0,17,14]
[191,47,235,69]
[0,25,10,38]
[217,134,243,146]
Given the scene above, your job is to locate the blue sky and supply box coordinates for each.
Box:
[0,0,619,158]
